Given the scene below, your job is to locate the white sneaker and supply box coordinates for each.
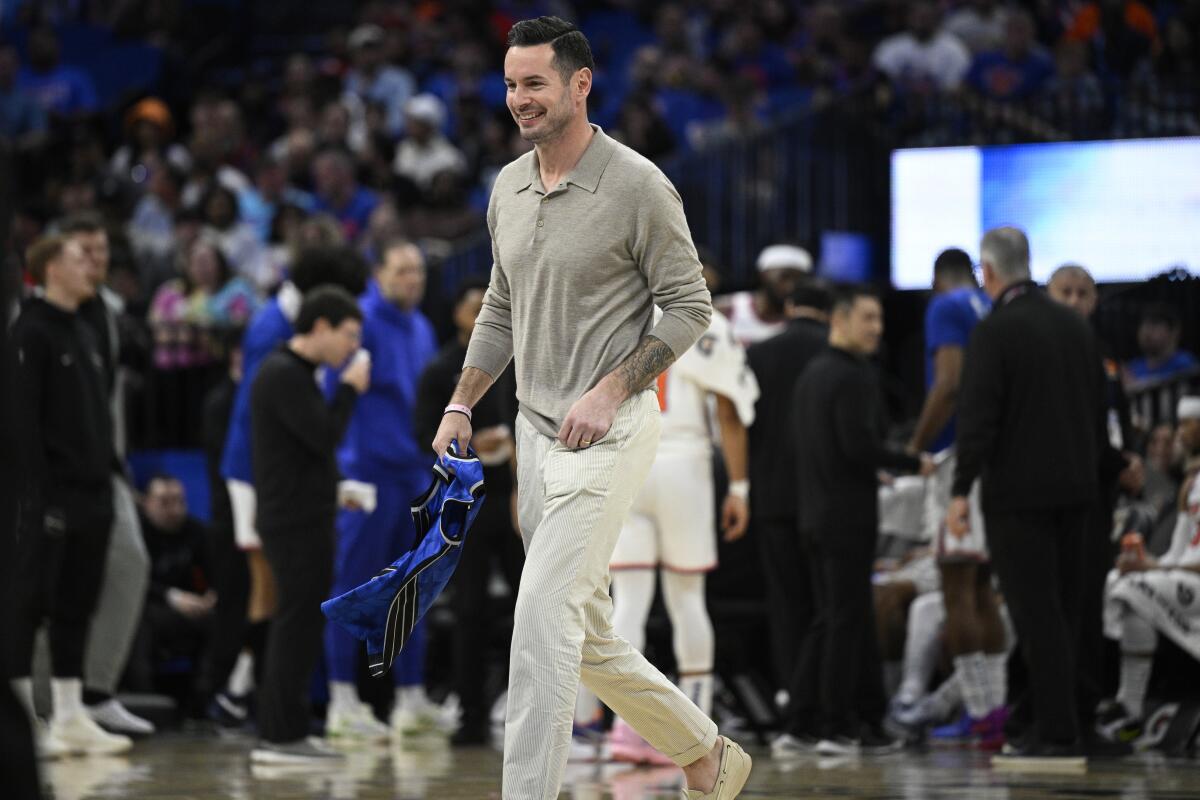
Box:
[35,718,71,760]
[251,736,346,765]
[390,698,458,737]
[87,698,156,736]
[815,736,861,756]
[49,712,133,755]
[770,733,817,758]
[327,702,390,741]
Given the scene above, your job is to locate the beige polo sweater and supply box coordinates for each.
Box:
[463,126,712,437]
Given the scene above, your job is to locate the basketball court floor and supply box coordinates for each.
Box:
[39,731,1200,799]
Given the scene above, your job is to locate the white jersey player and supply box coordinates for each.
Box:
[1100,396,1200,742]
[604,308,759,765]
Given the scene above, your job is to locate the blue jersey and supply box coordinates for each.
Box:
[322,446,485,677]
[925,287,991,452]
[220,298,294,483]
[336,281,439,480]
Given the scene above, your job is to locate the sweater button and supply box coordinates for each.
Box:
[537,220,544,227]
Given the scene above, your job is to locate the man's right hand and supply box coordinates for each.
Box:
[341,352,371,394]
[433,411,473,457]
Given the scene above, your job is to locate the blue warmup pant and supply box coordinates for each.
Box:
[325,467,430,687]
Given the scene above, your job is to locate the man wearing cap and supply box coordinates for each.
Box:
[344,24,416,139]
[715,243,813,347]
[393,94,467,192]
[1098,396,1200,742]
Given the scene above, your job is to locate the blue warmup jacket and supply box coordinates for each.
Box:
[220,297,294,483]
[322,446,486,677]
[336,281,438,480]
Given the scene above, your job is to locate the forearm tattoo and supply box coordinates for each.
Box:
[614,336,676,395]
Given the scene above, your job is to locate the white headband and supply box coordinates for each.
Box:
[1179,396,1200,420]
[756,244,813,274]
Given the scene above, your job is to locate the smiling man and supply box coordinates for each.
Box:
[429,16,751,800]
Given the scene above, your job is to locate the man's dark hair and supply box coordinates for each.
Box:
[1141,302,1182,330]
[831,282,879,314]
[290,245,369,296]
[506,16,595,83]
[59,211,106,236]
[294,286,362,334]
[789,276,833,313]
[933,247,974,284]
[453,275,490,308]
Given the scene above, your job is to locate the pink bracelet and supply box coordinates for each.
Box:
[444,403,473,421]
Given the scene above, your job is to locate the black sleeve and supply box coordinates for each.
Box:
[10,325,48,514]
[267,365,359,458]
[953,324,1003,497]
[832,369,921,473]
[414,360,451,455]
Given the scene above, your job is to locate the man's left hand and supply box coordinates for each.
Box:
[558,386,620,449]
[721,494,749,542]
[945,496,970,539]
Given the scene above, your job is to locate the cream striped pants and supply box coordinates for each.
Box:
[503,390,718,799]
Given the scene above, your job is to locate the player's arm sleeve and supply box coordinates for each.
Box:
[952,325,1003,496]
[10,328,48,512]
[633,170,711,358]
[463,196,514,380]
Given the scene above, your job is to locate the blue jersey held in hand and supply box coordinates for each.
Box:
[321,444,485,677]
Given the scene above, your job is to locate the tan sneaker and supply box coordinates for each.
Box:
[682,736,752,799]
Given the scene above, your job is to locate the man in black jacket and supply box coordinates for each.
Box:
[746,279,831,699]
[948,227,1105,763]
[249,286,369,764]
[414,277,523,745]
[785,285,932,755]
[8,235,131,756]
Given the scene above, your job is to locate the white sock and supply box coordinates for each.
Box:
[953,653,990,718]
[679,673,714,718]
[51,677,85,721]
[1116,655,1153,719]
[575,686,601,727]
[11,677,35,721]
[898,591,945,705]
[395,685,427,711]
[926,673,962,720]
[985,653,1008,711]
[329,681,359,711]
[227,650,254,697]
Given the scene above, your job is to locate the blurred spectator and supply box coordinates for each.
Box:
[393,94,467,194]
[402,169,482,244]
[109,98,191,189]
[312,147,379,242]
[126,475,213,696]
[966,10,1054,101]
[237,155,316,245]
[873,1,971,92]
[1125,303,1199,385]
[148,237,258,370]
[611,92,675,160]
[0,42,46,150]
[344,24,417,140]
[1041,40,1105,130]
[943,0,1009,54]
[1122,15,1200,137]
[200,186,273,291]
[17,26,98,117]
[128,157,185,273]
[1064,0,1158,79]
